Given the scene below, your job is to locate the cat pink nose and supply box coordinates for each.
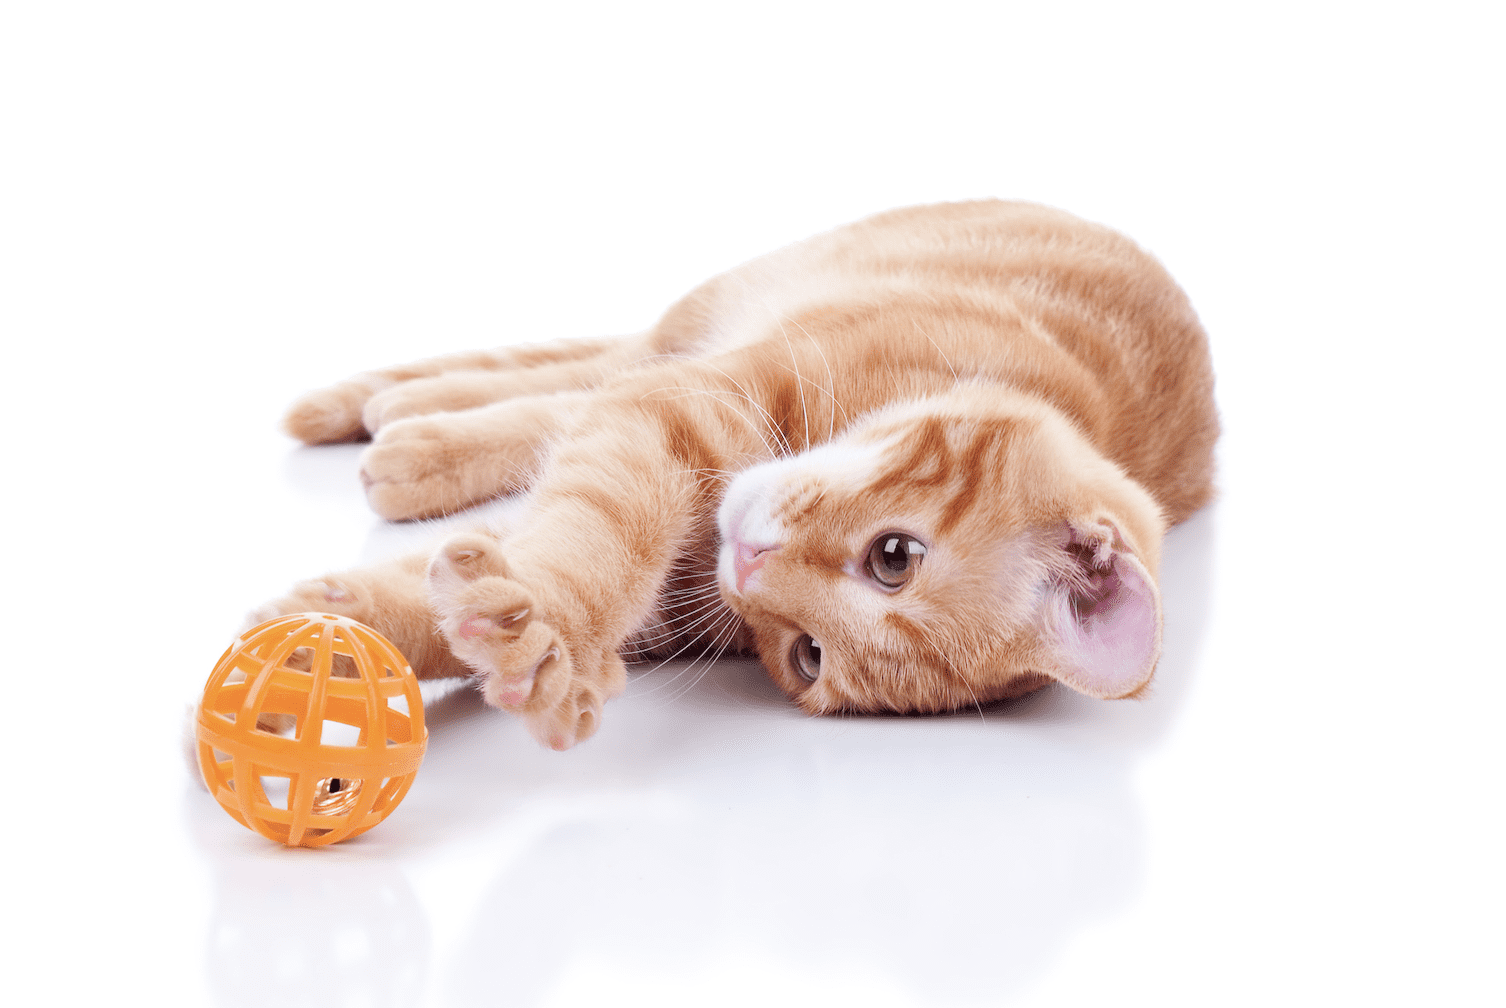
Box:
[734,541,780,592]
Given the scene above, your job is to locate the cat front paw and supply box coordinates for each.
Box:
[245,557,468,682]
[361,372,518,432]
[239,576,384,734]
[428,534,625,750]
[284,381,382,445]
[245,576,376,633]
[360,416,482,521]
[359,412,529,521]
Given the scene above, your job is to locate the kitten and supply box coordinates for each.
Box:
[257,200,1217,750]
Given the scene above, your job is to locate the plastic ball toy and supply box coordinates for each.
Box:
[196,612,427,847]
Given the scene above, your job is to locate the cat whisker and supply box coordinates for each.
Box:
[650,585,722,606]
[655,610,744,705]
[915,321,960,382]
[650,575,722,598]
[730,278,847,447]
[772,359,847,440]
[650,384,788,459]
[653,572,722,595]
[629,607,742,700]
[767,314,813,452]
[743,294,848,442]
[899,617,987,722]
[679,359,798,458]
[627,584,734,646]
[783,311,849,440]
[671,465,741,491]
[629,596,732,650]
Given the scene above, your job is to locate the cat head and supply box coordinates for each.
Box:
[716,392,1166,714]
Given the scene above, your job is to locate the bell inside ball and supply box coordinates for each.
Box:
[196,613,428,847]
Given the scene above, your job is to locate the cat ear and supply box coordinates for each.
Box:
[1041,520,1162,699]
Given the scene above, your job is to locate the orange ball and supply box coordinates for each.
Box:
[196,613,428,847]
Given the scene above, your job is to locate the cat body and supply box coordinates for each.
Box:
[265,200,1217,749]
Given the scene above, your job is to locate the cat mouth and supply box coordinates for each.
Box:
[732,540,780,593]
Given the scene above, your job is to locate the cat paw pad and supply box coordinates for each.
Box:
[427,533,622,749]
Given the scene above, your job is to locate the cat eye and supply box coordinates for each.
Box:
[790,635,822,682]
[865,532,928,589]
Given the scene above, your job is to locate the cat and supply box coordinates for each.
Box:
[253,200,1218,751]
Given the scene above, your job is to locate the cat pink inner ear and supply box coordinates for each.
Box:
[1047,538,1162,699]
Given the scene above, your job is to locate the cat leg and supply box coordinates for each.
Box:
[284,334,650,445]
[238,553,467,735]
[422,388,750,749]
[360,353,644,434]
[425,533,626,751]
[245,552,471,683]
[359,391,588,521]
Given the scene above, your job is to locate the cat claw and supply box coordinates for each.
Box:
[425,536,577,738]
[428,533,621,749]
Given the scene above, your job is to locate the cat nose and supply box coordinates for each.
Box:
[734,541,780,593]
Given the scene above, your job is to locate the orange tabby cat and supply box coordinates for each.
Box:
[258,200,1217,750]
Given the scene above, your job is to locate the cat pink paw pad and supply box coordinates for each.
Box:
[495,684,532,706]
[458,616,496,640]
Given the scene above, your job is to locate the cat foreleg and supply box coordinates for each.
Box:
[246,553,471,683]
[425,531,632,750]
[359,392,590,520]
[282,334,644,445]
[422,401,722,749]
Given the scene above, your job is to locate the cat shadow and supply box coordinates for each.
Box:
[281,443,367,500]
[433,503,1215,1003]
[212,462,1217,1003]
[418,661,1153,1005]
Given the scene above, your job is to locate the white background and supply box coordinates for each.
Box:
[2,2,1502,1005]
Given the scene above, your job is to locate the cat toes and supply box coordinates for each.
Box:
[428,536,623,750]
[284,382,375,445]
[241,578,379,681]
[432,533,513,581]
[436,572,570,712]
[359,416,498,521]
[523,676,616,751]
[363,381,443,433]
[244,577,373,631]
[361,373,511,432]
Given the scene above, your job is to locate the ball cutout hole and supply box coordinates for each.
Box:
[259,775,291,811]
[372,778,404,812]
[320,719,363,747]
[254,712,297,736]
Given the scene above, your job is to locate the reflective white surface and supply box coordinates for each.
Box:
[4,3,1501,1005]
